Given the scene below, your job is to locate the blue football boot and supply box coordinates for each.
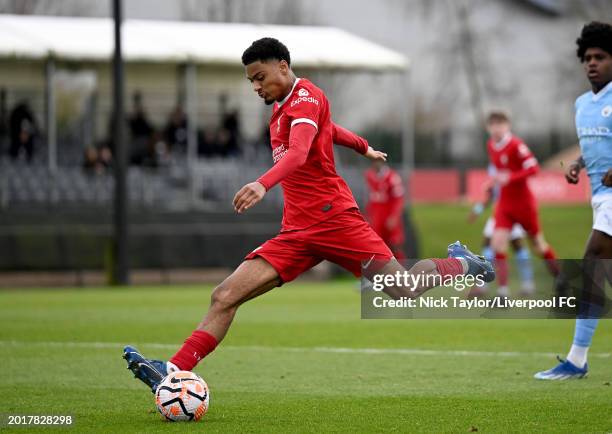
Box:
[123,345,168,393]
[534,356,588,380]
[447,241,496,283]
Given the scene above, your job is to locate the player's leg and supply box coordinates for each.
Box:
[510,226,535,295]
[491,227,511,298]
[518,205,560,278]
[470,218,495,298]
[534,229,611,380]
[526,231,560,278]
[482,217,495,264]
[167,257,280,369]
[124,257,281,391]
[567,229,611,367]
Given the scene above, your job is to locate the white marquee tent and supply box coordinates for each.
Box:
[0,14,408,71]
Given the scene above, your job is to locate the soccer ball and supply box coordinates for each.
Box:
[155,371,210,421]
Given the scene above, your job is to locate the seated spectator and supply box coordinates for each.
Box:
[128,91,154,165]
[164,105,188,152]
[9,100,38,163]
[82,146,104,175]
[83,145,114,175]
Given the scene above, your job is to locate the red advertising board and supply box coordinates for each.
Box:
[466,169,590,204]
[409,170,461,203]
[409,169,591,204]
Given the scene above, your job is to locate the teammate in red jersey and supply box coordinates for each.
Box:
[123,38,494,391]
[365,161,406,261]
[485,111,559,298]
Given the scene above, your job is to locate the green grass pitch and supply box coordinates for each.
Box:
[1,284,610,433]
[1,204,611,432]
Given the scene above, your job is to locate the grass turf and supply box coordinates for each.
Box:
[410,204,593,259]
[1,283,611,433]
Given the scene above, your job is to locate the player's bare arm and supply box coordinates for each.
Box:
[331,122,387,161]
[565,155,585,184]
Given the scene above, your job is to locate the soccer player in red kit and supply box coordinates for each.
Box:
[365,161,406,261]
[485,111,559,298]
[123,38,494,391]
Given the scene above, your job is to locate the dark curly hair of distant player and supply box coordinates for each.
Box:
[242,37,291,66]
[576,21,612,61]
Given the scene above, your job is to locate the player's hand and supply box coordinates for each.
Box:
[565,161,581,184]
[602,168,612,187]
[365,146,387,162]
[233,181,266,214]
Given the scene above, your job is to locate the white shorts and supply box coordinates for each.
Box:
[483,217,526,240]
[592,194,612,237]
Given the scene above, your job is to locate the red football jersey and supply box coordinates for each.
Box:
[365,167,404,214]
[486,133,539,204]
[266,78,359,231]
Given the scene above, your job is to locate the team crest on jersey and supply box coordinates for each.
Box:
[298,88,309,97]
[602,105,612,118]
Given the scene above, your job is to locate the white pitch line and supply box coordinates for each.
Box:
[0,340,609,359]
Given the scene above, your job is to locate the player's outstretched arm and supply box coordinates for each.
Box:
[332,122,387,161]
[233,123,316,214]
[565,155,585,184]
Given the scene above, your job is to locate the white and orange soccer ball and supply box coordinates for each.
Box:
[155,371,210,421]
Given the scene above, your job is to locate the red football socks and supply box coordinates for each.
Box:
[542,247,560,276]
[169,330,218,371]
[495,252,509,287]
[431,258,464,277]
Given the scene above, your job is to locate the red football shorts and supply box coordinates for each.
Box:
[494,200,541,236]
[245,208,393,283]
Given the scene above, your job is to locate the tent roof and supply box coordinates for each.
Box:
[0,14,408,71]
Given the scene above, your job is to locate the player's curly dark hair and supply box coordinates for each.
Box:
[576,21,612,61]
[242,37,291,66]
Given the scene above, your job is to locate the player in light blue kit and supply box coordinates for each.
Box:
[535,21,612,380]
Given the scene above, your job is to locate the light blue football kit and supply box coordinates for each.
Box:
[535,80,612,380]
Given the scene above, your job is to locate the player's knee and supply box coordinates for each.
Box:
[210,284,240,312]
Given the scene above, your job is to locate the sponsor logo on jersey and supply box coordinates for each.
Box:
[577,126,611,136]
[500,154,508,165]
[290,95,319,108]
[602,105,612,118]
[298,88,309,97]
[272,144,288,163]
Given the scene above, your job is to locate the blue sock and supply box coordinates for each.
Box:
[482,246,494,264]
[573,318,599,347]
[514,247,534,284]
